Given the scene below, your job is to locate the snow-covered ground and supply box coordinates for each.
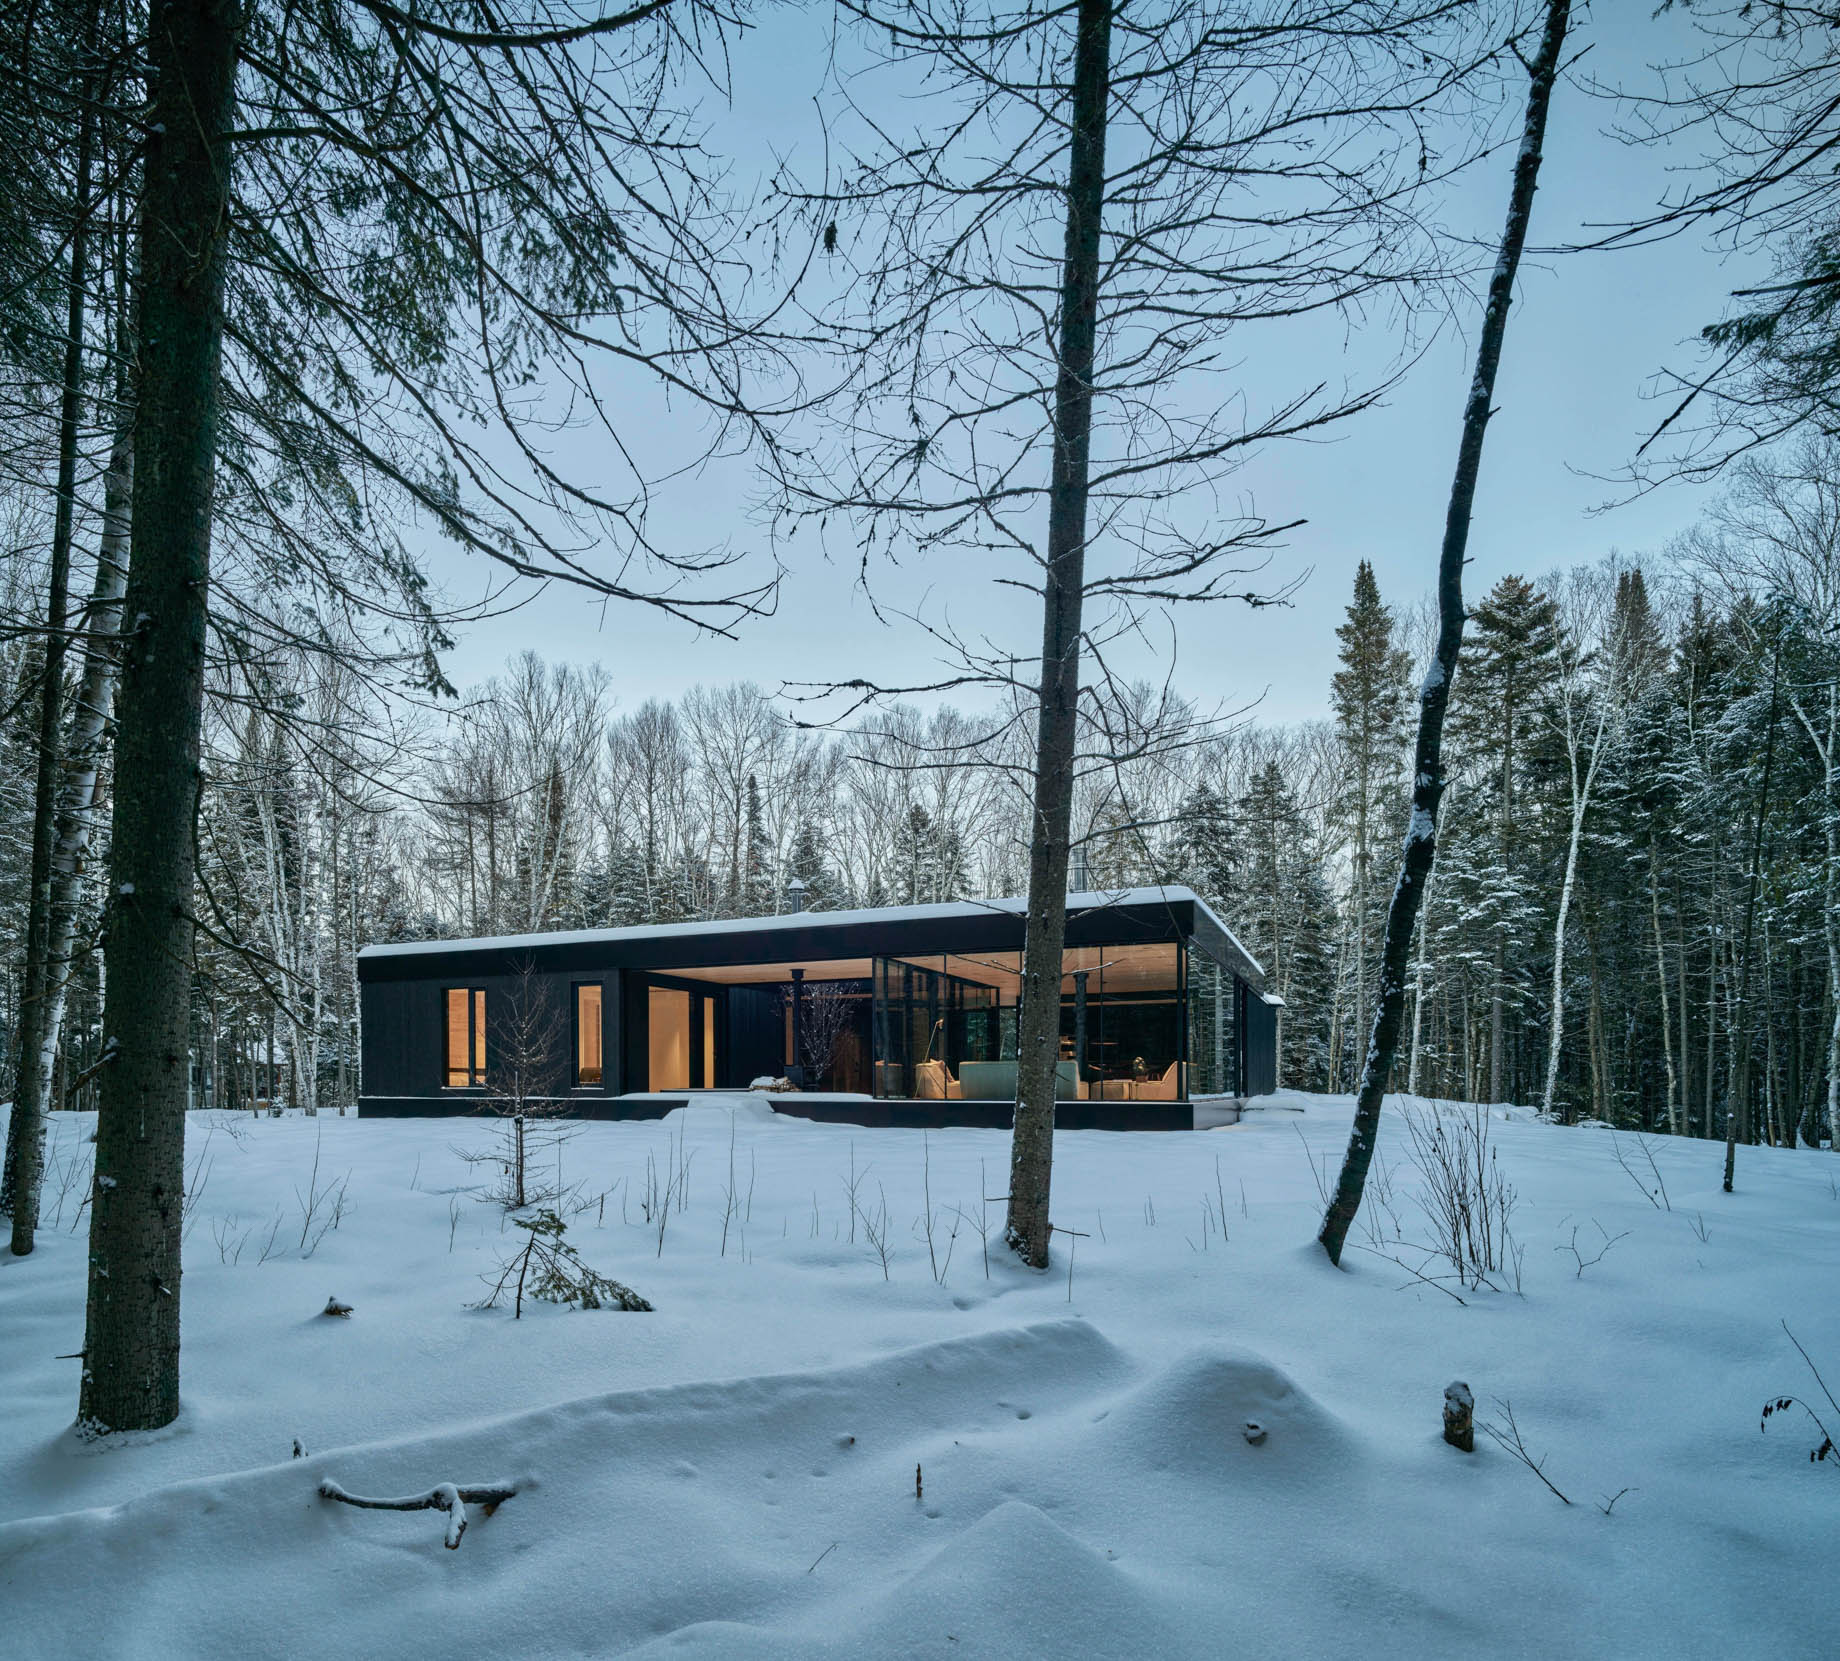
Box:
[1,1092,1834,1658]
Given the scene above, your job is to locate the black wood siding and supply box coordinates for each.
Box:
[1243,988,1277,1097]
[361,967,621,1101]
[723,985,782,1087]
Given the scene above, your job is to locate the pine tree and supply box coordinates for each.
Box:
[743,773,773,915]
[1454,574,1561,1101]
[1330,560,1411,1083]
[789,819,841,911]
[1169,783,1235,909]
[1237,761,1333,1088]
[897,804,933,905]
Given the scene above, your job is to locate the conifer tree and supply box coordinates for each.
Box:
[789,821,839,911]
[1454,574,1561,1101]
[744,774,773,915]
[1170,783,1236,911]
[1330,560,1411,1077]
[1238,761,1333,1088]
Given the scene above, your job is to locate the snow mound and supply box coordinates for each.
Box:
[660,1089,782,1123]
[0,1321,1134,1661]
[625,1501,1192,1660]
[854,1498,1189,1658]
[1096,1347,1356,1486]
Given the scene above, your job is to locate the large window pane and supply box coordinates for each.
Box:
[1078,945,1182,1104]
[446,987,485,1087]
[1187,949,1231,1096]
[575,984,603,1086]
[648,986,690,1091]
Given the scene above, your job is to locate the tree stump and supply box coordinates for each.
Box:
[1443,1381,1474,1452]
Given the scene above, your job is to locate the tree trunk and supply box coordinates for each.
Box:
[1582,922,1605,1120]
[1705,926,1719,1139]
[4,30,97,1248]
[79,0,239,1434]
[1005,0,1112,1271]
[1540,695,1608,1121]
[1407,780,1450,1097]
[1790,682,1839,1149]
[1675,866,1694,1131]
[1724,634,1781,1193]
[1353,806,1369,1083]
[1318,0,1571,1266]
[7,425,132,1254]
[1649,833,1680,1135]
[1489,935,1504,1105]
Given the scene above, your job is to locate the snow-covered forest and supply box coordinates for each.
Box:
[0,508,1833,1144]
[8,0,1840,1603]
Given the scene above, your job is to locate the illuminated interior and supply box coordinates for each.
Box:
[575,983,603,1086]
[647,985,691,1091]
[663,944,1194,1100]
[444,987,485,1087]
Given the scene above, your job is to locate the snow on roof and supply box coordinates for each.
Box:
[360,883,1265,979]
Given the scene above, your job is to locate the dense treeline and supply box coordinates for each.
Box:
[2,452,1834,1143]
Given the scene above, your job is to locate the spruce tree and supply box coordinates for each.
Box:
[1454,574,1561,1101]
[1238,761,1333,1088]
[790,820,839,911]
[1330,560,1411,1081]
[743,774,773,915]
[1170,783,1235,910]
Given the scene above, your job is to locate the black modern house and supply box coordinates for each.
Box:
[357,885,1279,1130]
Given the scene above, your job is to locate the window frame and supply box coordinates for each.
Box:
[443,986,487,1089]
[573,981,605,1089]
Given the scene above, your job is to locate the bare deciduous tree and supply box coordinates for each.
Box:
[1319,0,1573,1267]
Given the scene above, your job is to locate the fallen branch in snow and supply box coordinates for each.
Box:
[1344,1240,1469,1306]
[1554,1222,1628,1279]
[1609,1131,1670,1212]
[1761,1322,1839,1469]
[1479,1399,1571,1505]
[318,1478,518,1549]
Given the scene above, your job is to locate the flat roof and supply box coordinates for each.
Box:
[358,885,1265,984]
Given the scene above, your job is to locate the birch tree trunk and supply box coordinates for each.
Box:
[7,426,132,1253]
[1540,694,1609,1120]
[79,0,239,1434]
[1005,0,1112,1270]
[4,21,97,1248]
[1675,873,1693,1131]
[1790,682,1839,1150]
[1319,0,1571,1265]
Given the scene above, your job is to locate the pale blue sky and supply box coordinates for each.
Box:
[430,2,1753,726]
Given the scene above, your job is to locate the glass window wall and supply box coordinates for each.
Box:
[575,983,603,1086]
[648,986,691,1091]
[871,945,1183,1101]
[1185,949,1235,1096]
[444,987,486,1087]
